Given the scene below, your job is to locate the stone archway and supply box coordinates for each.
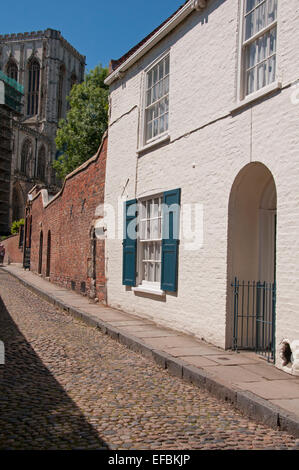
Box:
[226,162,277,359]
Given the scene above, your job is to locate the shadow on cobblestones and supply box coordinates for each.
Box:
[0,294,109,450]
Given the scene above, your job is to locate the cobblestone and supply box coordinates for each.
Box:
[0,271,298,450]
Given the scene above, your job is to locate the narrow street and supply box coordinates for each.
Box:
[0,270,297,450]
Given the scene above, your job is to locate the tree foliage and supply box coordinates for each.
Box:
[53,65,109,180]
[11,218,24,235]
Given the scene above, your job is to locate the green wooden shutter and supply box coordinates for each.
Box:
[122,199,137,286]
[161,188,181,292]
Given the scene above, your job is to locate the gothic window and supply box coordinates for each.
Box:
[37,145,46,181]
[6,59,18,82]
[27,59,40,116]
[57,64,65,120]
[20,139,32,175]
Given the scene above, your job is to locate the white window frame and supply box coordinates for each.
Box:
[138,51,170,152]
[133,194,165,295]
[237,0,279,104]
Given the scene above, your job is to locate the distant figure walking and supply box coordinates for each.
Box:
[0,243,5,265]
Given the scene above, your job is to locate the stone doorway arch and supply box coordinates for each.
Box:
[226,162,277,359]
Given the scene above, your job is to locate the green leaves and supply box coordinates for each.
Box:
[11,218,24,235]
[53,65,109,180]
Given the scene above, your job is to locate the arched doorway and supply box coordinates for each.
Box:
[38,231,43,274]
[226,163,277,361]
[46,231,51,277]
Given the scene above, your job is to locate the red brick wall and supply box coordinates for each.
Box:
[2,234,23,264]
[26,133,107,301]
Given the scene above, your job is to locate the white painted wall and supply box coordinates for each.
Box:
[105,0,299,360]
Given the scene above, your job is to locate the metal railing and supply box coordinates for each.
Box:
[232,278,276,363]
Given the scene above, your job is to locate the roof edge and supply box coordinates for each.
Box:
[104,0,207,86]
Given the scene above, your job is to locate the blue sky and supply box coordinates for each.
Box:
[0,0,184,72]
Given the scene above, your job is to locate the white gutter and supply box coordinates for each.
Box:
[104,0,207,86]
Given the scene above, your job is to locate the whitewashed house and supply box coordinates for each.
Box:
[104,0,299,368]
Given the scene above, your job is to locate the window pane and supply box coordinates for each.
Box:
[269,27,276,55]
[163,75,169,95]
[155,263,161,282]
[165,56,169,75]
[159,100,165,115]
[255,2,266,33]
[151,219,159,239]
[147,70,152,89]
[146,89,152,106]
[153,119,159,137]
[165,113,169,131]
[152,84,158,102]
[153,199,159,217]
[268,55,276,83]
[158,61,164,80]
[140,220,146,240]
[268,0,277,24]
[146,121,152,141]
[257,62,267,89]
[246,0,256,13]
[165,96,169,112]
[153,66,158,84]
[257,34,267,62]
[247,41,256,68]
[148,263,154,282]
[159,115,165,134]
[143,262,148,281]
[245,11,255,40]
[158,81,163,99]
[247,69,255,94]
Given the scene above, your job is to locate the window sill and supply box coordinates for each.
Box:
[231,81,282,113]
[137,133,170,154]
[133,285,165,297]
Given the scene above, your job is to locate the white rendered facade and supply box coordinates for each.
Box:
[104,0,299,366]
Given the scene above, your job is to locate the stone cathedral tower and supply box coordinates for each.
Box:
[0,29,85,233]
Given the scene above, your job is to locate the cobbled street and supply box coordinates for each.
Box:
[0,270,298,450]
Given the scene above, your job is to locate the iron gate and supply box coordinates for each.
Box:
[232,278,276,362]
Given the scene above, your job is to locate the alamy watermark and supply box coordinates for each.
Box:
[0,340,4,365]
[94,198,204,251]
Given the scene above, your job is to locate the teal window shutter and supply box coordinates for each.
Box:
[161,188,181,292]
[122,199,137,286]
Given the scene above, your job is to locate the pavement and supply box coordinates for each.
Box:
[1,263,299,439]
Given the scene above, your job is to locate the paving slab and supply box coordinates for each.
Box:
[163,345,222,356]
[271,399,299,416]
[205,365,264,384]
[144,336,201,349]
[238,380,299,400]
[203,353,259,366]
[181,356,219,368]
[241,362,299,381]
[118,325,179,338]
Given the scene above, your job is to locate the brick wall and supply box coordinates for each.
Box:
[1,234,23,264]
[26,133,107,301]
